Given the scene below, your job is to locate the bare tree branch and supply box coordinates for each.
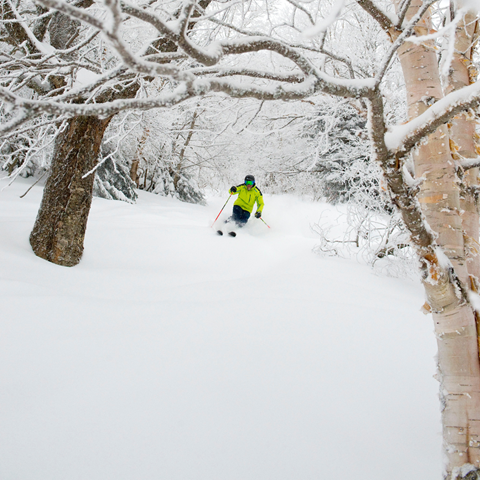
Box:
[396,0,413,27]
[355,0,396,32]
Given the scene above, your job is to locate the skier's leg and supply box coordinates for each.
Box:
[232,205,245,226]
[232,205,250,228]
[238,208,250,226]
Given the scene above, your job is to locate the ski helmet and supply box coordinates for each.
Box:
[245,175,255,185]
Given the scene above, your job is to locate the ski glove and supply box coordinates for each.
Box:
[255,211,261,218]
[230,186,237,193]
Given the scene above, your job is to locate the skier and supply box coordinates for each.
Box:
[228,174,264,227]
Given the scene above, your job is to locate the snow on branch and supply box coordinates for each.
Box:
[0,0,383,130]
[36,0,191,80]
[404,7,467,45]
[0,84,191,125]
[35,0,105,32]
[459,157,480,171]
[385,82,480,155]
[0,75,317,135]
[192,67,306,83]
[122,0,355,92]
[4,0,55,55]
[302,0,346,38]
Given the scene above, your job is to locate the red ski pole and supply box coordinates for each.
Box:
[211,195,232,228]
[259,217,271,229]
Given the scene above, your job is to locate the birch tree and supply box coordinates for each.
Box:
[1,0,480,475]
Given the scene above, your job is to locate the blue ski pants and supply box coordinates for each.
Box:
[232,205,250,226]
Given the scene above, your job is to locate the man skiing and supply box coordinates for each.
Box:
[228,175,264,227]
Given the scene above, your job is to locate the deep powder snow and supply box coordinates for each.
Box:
[0,179,441,480]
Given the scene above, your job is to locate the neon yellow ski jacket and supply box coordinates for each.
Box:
[229,185,264,214]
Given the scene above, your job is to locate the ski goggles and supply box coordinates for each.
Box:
[245,180,255,185]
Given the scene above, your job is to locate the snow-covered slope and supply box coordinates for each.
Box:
[0,179,441,480]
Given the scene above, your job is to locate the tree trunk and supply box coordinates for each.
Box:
[130,126,150,187]
[30,116,112,267]
[447,9,480,278]
[174,108,199,190]
[447,8,480,361]
[394,0,480,473]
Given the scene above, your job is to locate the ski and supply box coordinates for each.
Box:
[216,229,236,237]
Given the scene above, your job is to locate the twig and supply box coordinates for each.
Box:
[19,170,48,198]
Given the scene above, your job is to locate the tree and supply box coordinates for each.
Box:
[1,0,212,266]
[385,0,480,471]
[1,0,480,475]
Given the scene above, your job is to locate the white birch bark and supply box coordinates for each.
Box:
[447,9,480,282]
[393,0,480,473]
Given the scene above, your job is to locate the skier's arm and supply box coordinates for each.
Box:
[256,191,264,214]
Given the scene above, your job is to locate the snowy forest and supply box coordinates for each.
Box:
[1,0,480,479]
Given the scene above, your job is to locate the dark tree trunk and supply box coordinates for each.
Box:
[30,115,112,266]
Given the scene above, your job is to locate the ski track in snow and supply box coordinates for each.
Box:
[0,179,441,480]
